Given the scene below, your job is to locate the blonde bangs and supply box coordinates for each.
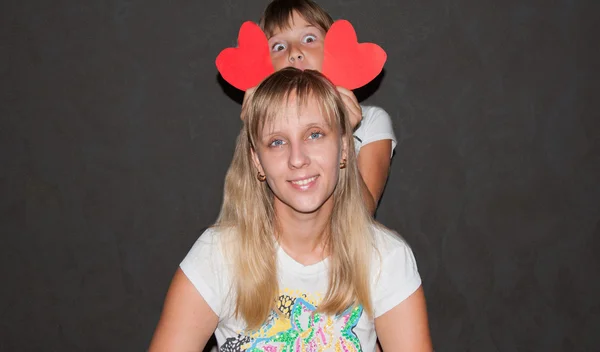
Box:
[245,69,347,150]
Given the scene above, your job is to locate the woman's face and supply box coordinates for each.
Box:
[252,95,346,217]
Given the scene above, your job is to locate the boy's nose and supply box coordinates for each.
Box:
[288,45,304,64]
[288,53,303,63]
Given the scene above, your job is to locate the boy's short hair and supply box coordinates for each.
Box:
[260,0,334,37]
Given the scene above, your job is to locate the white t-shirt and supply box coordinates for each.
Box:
[180,225,421,352]
[354,105,397,158]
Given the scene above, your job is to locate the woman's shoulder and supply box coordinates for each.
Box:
[370,223,414,259]
[179,226,237,318]
[368,223,422,317]
[191,225,236,246]
[181,226,236,268]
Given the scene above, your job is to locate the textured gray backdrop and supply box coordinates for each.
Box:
[1,0,598,351]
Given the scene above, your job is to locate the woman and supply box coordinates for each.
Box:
[149,68,432,351]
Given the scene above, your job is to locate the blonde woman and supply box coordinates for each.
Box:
[149,68,432,351]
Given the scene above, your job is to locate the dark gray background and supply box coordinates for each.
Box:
[1,0,598,350]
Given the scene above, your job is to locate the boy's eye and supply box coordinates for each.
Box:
[303,35,317,44]
[269,139,286,147]
[271,43,287,52]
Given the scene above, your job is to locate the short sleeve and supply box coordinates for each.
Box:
[354,105,397,157]
[180,228,230,317]
[372,230,422,318]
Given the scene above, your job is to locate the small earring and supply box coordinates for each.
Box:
[257,172,266,182]
[339,159,347,169]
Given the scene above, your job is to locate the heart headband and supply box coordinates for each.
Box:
[216,20,387,91]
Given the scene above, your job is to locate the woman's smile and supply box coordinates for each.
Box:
[289,175,319,190]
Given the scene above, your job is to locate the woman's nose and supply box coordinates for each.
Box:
[288,142,309,169]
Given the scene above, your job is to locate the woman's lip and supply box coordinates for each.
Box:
[289,175,319,189]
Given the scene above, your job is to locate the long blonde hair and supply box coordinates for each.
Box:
[216,68,375,329]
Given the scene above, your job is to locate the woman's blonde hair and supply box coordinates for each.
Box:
[216,68,374,329]
[260,0,334,37]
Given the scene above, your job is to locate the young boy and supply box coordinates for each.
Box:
[253,0,397,215]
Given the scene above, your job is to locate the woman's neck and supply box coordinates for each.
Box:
[273,199,333,266]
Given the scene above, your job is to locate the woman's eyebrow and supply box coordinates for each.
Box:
[262,130,282,139]
[303,122,328,129]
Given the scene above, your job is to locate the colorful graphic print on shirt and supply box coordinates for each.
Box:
[219,289,364,352]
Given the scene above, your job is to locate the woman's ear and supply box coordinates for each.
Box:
[250,147,264,175]
[341,135,349,163]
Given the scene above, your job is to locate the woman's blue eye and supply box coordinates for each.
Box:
[271,43,286,52]
[308,131,323,140]
[269,139,285,147]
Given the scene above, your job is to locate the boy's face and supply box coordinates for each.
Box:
[267,11,326,72]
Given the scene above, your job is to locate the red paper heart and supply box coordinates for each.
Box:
[322,20,387,90]
[215,21,274,91]
[215,20,386,91]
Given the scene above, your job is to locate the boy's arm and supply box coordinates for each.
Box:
[336,86,363,128]
[337,87,391,215]
[357,139,392,214]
